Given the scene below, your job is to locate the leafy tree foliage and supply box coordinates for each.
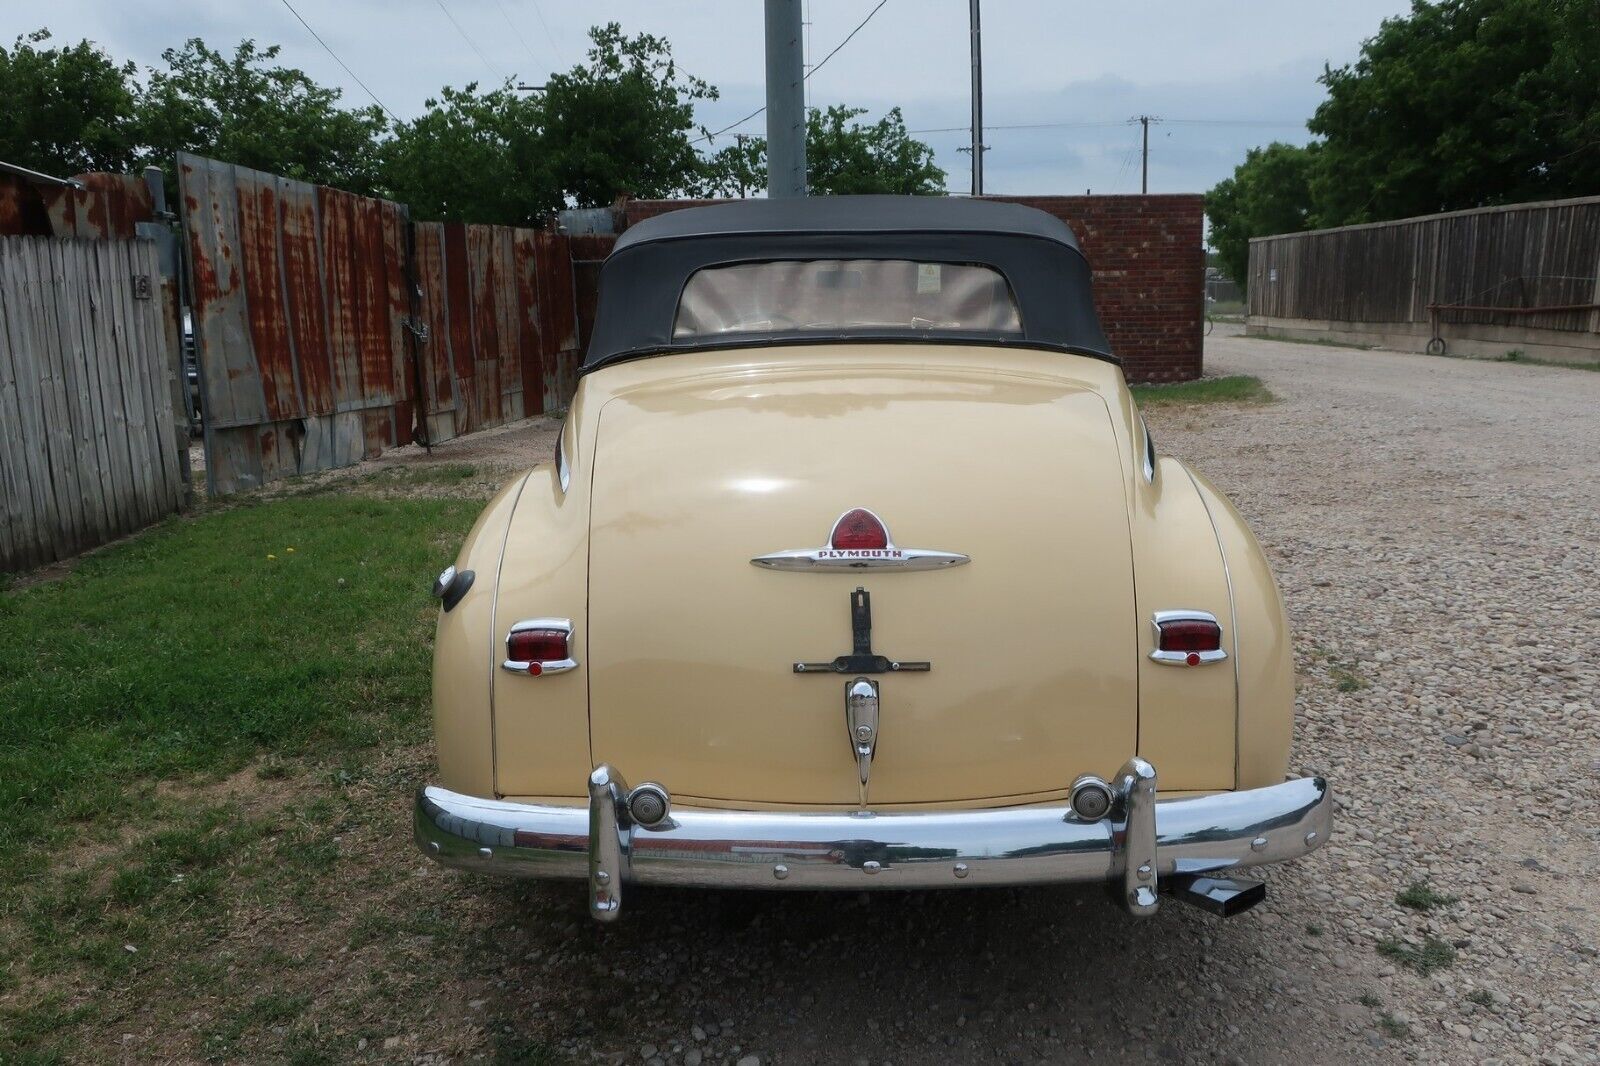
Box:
[1205,143,1316,286]
[704,105,945,197]
[138,39,387,194]
[1208,0,1600,278]
[539,23,717,207]
[0,30,141,175]
[382,83,558,224]
[1309,0,1600,225]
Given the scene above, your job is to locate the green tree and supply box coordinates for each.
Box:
[540,23,717,207]
[382,83,558,224]
[1308,0,1600,224]
[704,105,945,197]
[138,38,386,194]
[0,30,141,175]
[1205,142,1317,284]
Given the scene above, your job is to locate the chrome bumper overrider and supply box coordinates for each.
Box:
[414,759,1331,922]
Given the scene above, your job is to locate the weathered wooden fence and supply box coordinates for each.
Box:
[178,153,582,494]
[0,236,186,571]
[1248,195,1600,359]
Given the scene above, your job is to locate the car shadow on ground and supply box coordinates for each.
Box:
[468,870,1366,1065]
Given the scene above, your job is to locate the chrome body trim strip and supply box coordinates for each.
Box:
[554,429,571,493]
[1149,609,1229,666]
[414,767,1332,920]
[502,618,579,675]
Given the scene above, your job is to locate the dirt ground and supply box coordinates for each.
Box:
[166,331,1599,1063]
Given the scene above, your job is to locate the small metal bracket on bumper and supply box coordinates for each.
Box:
[415,761,1332,924]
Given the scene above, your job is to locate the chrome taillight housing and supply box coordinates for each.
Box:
[1150,610,1227,667]
[503,618,578,675]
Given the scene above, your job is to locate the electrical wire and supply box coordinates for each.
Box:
[526,0,562,67]
[433,0,507,81]
[492,0,546,71]
[693,0,891,146]
[909,120,1128,135]
[274,0,398,122]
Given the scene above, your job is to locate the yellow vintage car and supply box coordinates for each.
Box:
[416,197,1331,922]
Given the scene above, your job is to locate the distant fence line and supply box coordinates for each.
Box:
[1247,195,1600,361]
[1,236,187,571]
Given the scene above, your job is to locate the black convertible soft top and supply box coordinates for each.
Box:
[584,196,1112,370]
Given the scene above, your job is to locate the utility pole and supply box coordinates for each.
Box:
[1138,115,1161,194]
[764,0,807,198]
[735,133,749,198]
[969,0,984,196]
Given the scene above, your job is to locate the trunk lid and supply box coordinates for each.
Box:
[585,355,1138,805]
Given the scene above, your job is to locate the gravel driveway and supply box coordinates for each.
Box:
[427,331,1599,1065]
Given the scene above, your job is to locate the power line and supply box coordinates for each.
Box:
[526,0,562,67]
[693,0,890,146]
[274,0,398,122]
[433,0,506,81]
[806,0,888,81]
[910,118,1302,135]
[910,119,1127,135]
[491,0,546,71]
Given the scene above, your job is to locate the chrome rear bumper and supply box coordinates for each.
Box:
[414,759,1331,922]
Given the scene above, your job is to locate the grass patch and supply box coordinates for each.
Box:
[1305,922,1323,936]
[1466,989,1494,1008]
[1244,332,1375,351]
[1377,1012,1411,1039]
[1131,374,1274,407]
[1358,992,1382,1009]
[0,494,477,876]
[1491,349,1600,372]
[0,485,603,1062]
[1395,880,1457,912]
[1378,936,1457,976]
[1329,665,1368,693]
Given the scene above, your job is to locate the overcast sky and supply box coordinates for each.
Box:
[6,0,1411,197]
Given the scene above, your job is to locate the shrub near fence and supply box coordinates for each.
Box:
[0,236,186,572]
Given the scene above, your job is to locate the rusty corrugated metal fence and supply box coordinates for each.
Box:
[178,153,583,494]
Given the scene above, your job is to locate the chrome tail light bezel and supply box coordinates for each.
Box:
[502,618,578,675]
[1149,609,1228,667]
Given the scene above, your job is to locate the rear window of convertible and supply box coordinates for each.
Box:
[672,259,1023,339]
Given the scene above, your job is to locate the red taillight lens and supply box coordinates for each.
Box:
[1156,618,1222,653]
[831,508,889,550]
[508,628,569,665]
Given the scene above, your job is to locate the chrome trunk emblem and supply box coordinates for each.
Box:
[751,508,969,571]
[845,678,880,805]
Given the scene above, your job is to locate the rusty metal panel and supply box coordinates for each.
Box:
[180,153,591,492]
[180,153,414,493]
[465,224,503,431]
[411,222,460,443]
[440,222,479,434]
[513,229,545,416]
[532,231,581,408]
[275,176,334,415]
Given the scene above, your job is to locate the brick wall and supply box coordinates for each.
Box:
[987,195,1205,382]
[594,194,1206,382]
